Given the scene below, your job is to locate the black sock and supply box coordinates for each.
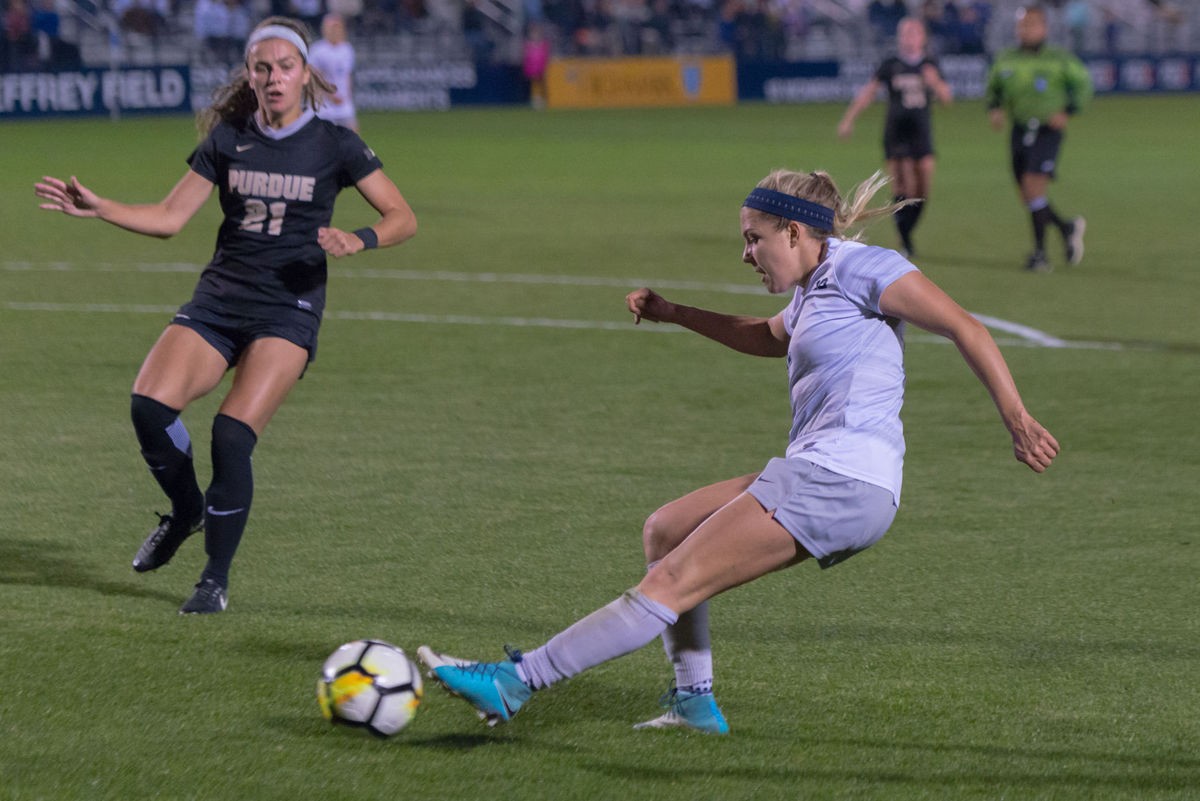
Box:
[1030,206,1053,252]
[130,394,203,522]
[907,198,925,230]
[892,196,912,249]
[897,200,924,246]
[892,195,906,232]
[201,414,258,588]
[1045,203,1067,232]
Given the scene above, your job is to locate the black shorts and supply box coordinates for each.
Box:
[171,297,321,366]
[883,115,934,160]
[1010,123,1064,181]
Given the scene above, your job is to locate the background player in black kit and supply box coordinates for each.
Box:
[35,16,418,614]
[839,17,952,257]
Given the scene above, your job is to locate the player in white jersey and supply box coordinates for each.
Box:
[417,169,1058,733]
[308,13,358,131]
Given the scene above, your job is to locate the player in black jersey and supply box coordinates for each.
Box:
[839,17,952,257]
[35,16,417,614]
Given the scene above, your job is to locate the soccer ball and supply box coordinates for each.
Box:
[317,639,423,737]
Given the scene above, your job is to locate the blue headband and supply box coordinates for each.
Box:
[742,188,835,231]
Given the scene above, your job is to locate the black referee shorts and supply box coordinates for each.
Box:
[1010,123,1064,181]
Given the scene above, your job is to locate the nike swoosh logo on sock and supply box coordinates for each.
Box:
[206,506,246,517]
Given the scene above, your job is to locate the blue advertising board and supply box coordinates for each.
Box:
[3,53,1195,118]
[0,66,191,118]
[739,54,1200,104]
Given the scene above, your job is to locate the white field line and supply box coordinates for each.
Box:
[3,261,1124,351]
[2,261,765,295]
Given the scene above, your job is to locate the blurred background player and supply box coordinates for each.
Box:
[522,20,551,109]
[35,17,417,614]
[985,4,1092,273]
[417,169,1058,733]
[309,13,359,131]
[838,17,952,258]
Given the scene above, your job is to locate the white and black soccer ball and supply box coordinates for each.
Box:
[317,639,423,737]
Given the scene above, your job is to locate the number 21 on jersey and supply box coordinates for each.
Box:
[240,199,287,235]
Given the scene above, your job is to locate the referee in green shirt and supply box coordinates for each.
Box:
[985,4,1092,273]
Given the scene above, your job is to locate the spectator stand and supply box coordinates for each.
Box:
[21,0,1200,80]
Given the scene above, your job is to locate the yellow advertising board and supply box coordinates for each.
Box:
[545,56,736,110]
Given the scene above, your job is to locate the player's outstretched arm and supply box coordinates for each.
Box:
[879,271,1060,472]
[35,170,212,238]
[319,169,417,258]
[837,78,880,139]
[626,287,788,358]
[35,175,102,218]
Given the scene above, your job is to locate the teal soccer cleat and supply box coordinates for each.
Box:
[633,685,730,734]
[418,645,532,727]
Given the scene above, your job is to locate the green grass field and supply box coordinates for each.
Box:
[2,95,1198,800]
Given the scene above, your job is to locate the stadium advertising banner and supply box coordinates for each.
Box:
[545,56,736,109]
[190,61,524,112]
[740,56,990,103]
[361,62,525,109]
[355,62,479,111]
[741,54,1199,104]
[0,66,190,118]
[1085,55,1198,93]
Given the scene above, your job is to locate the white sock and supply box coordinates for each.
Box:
[648,560,714,694]
[664,602,714,694]
[517,590,678,690]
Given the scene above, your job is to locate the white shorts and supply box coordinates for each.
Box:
[746,457,898,569]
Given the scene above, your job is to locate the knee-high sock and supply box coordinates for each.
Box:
[662,603,713,693]
[201,414,257,587]
[130,394,203,521]
[1028,197,1066,251]
[517,590,678,690]
[903,199,925,233]
[647,561,713,693]
[892,195,907,237]
[896,201,923,248]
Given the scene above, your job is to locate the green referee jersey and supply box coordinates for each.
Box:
[985,45,1093,125]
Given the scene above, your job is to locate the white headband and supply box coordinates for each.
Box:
[245,25,309,62]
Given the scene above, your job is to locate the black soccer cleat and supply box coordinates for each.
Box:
[1023,250,1051,273]
[133,512,203,573]
[179,578,228,614]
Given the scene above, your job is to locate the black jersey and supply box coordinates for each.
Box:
[875,56,939,126]
[186,113,382,320]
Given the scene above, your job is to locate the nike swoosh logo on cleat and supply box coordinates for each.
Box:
[498,691,522,721]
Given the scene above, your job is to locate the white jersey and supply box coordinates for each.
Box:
[308,39,357,125]
[780,238,918,504]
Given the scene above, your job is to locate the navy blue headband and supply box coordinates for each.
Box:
[743,188,835,231]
